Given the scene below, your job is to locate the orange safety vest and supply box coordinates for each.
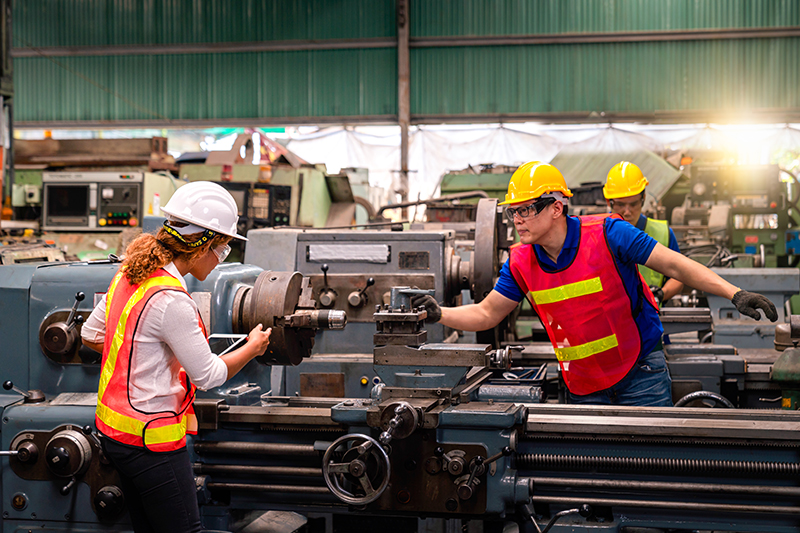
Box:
[510,214,659,395]
[95,267,202,452]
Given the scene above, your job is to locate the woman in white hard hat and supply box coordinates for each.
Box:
[81,181,272,533]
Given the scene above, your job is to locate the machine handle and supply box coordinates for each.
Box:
[60,477,77,496]
[379,404,408,445]
[321,264,330,288]
[65,292,86,328]
[3,381,31,399]
[359,277,375,296]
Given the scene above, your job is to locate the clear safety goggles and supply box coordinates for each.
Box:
[504,197,555,222]
[212,243,232,263]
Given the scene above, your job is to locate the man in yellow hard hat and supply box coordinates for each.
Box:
[413,161,777,406]
[604,161,683,305]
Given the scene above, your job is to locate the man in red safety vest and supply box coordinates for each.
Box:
[413,161,777,405]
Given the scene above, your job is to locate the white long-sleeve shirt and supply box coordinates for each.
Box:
[81,262,228,413]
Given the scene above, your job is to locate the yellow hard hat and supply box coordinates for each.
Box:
[603,161,649,199]
[499,161,573,205]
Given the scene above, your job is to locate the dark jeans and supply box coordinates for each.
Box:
[568,349,673,406]
[102,437,202,533]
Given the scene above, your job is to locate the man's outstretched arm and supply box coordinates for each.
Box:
[645,243,778,321]
[441,290,520,331]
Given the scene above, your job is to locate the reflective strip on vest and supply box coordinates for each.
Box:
[96,272,188,448]
[554,334,619,362]
[638,218,670,288]
[530,277,603,305]
[97,274,183,405]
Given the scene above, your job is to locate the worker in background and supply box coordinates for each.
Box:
[604,161,683,305]
[413,161,777,406]
[81,181,272,533]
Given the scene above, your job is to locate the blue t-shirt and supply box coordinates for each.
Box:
[494,215,663,356]
[636,214,680,253]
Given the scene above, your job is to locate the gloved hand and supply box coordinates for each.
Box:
[732,290,778,322]
[411,294,441,323]
[649,285,664,305]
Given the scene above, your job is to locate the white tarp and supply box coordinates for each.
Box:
[284,123,800,206]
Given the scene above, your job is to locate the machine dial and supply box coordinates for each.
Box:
[44,429,93,478]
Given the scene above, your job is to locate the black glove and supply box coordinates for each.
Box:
[411,294,441,323]
[649,285,664,304]
[732,290,778,322]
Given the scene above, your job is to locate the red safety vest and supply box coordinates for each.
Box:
[510,214,659,395]
[95,268,202,452]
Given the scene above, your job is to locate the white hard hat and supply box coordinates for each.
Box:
[161,181,247,241]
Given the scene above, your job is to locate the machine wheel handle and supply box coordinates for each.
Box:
[322,433,391,505]
[674,390,735,408]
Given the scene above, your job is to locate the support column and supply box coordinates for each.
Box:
[397,0,410,207]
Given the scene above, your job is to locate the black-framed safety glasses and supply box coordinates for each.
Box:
[505,197,556,222]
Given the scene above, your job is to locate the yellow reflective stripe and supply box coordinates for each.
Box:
[529,277,603,305]
[97,275,184,402]
[144,416,188,446]
[105,270,125,324]
[555,334,619,362]
[96,401,144,435]
[97,402,188,446]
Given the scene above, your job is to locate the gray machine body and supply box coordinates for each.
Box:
[707,268,800,348]
[245,228,455,353]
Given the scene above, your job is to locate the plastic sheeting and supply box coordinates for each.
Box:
[284,123,800,205]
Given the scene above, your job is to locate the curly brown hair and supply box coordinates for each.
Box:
[121,226,231,285]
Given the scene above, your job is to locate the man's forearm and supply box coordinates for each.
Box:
[438,290,521,332]
[661,278,684,301]
[440,304,498,332]
[646,245,738,300]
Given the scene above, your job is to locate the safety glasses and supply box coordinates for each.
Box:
[505,197,555,222]
[212,243,232,263]
[608,195,644,210]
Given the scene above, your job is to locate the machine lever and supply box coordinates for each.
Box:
[379,404,408,445]
[348,278,375,307]
[60,477,77,496]
[318,265,338,307]
[0,450,19,457]
[484,446,513,466]
[3,381,31,399]
[2,381,45,404]
[533,503,593,533]
[65,292,86,328]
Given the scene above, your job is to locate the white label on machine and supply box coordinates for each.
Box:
[308,244,389,263]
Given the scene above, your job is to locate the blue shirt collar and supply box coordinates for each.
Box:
[635,213,648,231]
[533,215,581,271]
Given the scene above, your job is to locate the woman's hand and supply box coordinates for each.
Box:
[246,324,272,356]
[222,324,272,379]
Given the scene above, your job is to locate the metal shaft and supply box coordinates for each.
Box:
[531,477,800,497]
[206,482,331,495]
[194,441,318,457]
[529,496,800,515]
[193,464,322,478]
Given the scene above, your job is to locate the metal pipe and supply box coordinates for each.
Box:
[12,38,397,58]
[529,495,800,515]
[194,441,318,457]
[14,27,800,59]
[206,482,330,495]
[531,477,800,497]
[193,464,322,478]
[376,191,490,215]
[396,0,410,208]
[410,26,800,48]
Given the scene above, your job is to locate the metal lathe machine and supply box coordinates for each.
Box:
[2,257,800,532]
